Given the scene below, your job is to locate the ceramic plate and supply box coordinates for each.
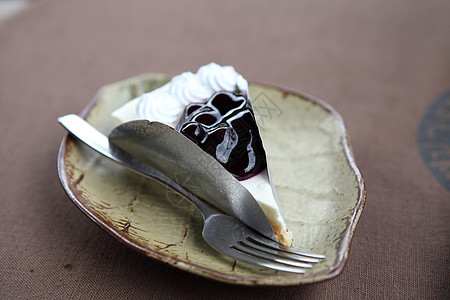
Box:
[57,74,365,286]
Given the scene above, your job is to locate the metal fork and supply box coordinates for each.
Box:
[201,210,325,273]
[58,114,325,273]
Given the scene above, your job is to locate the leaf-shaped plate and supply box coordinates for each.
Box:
[57,74,366,286]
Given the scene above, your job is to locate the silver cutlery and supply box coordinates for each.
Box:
[58,114,324,273]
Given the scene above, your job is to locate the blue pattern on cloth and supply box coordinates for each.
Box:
[418,90,450,190]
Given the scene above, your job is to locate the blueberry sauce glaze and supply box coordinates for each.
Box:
[176,91,267,180]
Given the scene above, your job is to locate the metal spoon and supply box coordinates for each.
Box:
[58,114,276,241]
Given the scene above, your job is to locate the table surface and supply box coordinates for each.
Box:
[1,0,449,298]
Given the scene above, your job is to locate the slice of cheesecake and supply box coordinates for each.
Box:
[111,63,292,246]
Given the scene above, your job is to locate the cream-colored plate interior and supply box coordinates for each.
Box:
[58,74,365,286]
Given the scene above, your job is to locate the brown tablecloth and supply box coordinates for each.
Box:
[1,0,449,298]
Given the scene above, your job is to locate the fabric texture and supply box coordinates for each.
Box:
[0,0,448,298]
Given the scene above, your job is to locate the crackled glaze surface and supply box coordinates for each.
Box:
[58,74,365,285]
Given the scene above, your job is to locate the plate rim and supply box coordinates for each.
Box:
[57,74,366,286]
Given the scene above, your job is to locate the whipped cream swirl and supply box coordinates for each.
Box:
[197,63,248,94]
[169,72,212,106]
[112,62,249,127]
[136,92,182,125]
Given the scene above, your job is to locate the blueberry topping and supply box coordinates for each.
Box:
[176,91,266,180]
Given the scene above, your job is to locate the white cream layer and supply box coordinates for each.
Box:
[240,169,292,245]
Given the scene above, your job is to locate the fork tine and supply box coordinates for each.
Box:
[241,239,322,264]
[228,245,309,273]
[247,235,325,259]
[236,241,314,268]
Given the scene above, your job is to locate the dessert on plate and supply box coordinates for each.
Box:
[112,63,292,246]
